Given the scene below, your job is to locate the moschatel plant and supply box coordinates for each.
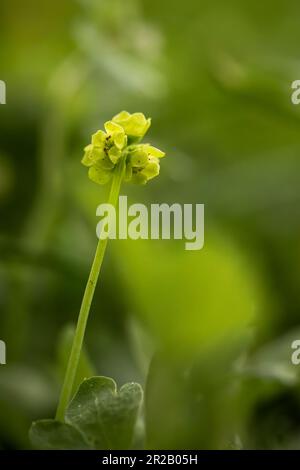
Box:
[30,111,165,450]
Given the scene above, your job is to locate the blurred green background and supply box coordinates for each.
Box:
[1,0,300,450]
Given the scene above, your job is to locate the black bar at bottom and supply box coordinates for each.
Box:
[0,450,296,466]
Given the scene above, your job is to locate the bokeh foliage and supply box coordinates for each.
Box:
[1,0,300,449]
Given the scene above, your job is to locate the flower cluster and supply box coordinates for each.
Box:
[82,111,165,185]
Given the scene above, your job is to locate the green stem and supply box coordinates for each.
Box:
[55,156,126,422]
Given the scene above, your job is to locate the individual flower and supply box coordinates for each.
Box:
[112,111,151,142]
[125,144,165,184]
[82,121,127,185]
[82,111,165,185]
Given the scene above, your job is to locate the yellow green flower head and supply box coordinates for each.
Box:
[82,111,165,185]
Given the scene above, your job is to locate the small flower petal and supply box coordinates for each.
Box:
[104,120,124,135]
[113,131,127,150]
[112,110,131,121]
[88,166,112,185]
[82,144,105,167]
[141,157,160,180]
[81,144,94,167]
[147,145,166,158]
[92,130,106,147]
[108,146,122,164]
[129,148,149,167]
[131,171,148,185]
[95,155,115,170]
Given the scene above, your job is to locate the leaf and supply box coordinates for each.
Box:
[30,377,143,450]
[29,420,90,450]
[66,376,143,449]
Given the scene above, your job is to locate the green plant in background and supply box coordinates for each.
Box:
[2,0,300,452]
[30,112,165,450]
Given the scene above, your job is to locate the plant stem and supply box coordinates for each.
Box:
[55,156,126,422]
